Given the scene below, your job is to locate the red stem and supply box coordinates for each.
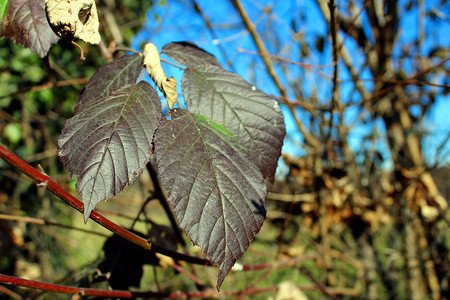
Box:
[0,274,214,298]
[0,274,358,298]
[0,143,212,266]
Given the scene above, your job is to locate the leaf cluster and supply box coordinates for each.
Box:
[55,41,285,288]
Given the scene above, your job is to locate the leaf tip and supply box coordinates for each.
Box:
[216,268,230,292]
[83,204,93,224]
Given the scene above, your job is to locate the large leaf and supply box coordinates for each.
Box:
[58,81,161,222]
[0,0,59,58]
[182,65,285,184]
[76,54,144,113]
[162,41,222,68]
[154,109,267,290]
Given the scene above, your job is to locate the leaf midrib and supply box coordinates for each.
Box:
[84,83,139,204]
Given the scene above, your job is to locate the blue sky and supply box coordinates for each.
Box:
[131,0,449,169]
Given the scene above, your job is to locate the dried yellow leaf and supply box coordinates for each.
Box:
[143,43,178,109]
[45,0,100,45]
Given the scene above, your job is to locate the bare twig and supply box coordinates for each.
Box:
[189,0,236,71]
[168,262,204,287]
[297,266,339,300]
[235,269,272,300]
[0,284,23,300]
[160,58,186,70]
[231,0,320,148]
[328,0,340,113]
[325,0,340,155]
[237,48,338,69]
[0,214,109,238]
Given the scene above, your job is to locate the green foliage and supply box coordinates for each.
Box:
[0,0,8,22]
[3,123,21,145]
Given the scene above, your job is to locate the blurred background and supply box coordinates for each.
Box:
[0,0,449,299]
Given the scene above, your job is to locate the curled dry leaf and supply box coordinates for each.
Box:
[45,0,100,44]
[143,43,178,109]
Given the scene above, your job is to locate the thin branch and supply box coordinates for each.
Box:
[0,274,360,298]
[231,0,320,148]
[114,46,141,54]
[267,192,315,203]
[0,284,23,300]
[168,262,204,286]
[235,269,272,300]
[146,163,186,246]
[189,0,236,71]
[0,78,89,101]
[340,77,450,88]
[337,0,370,53]
[237,48,338,69]
[0,274,212,298]
[297,266,339,300]
[230,0,285,94]
[411,56,450,79]
[160,58,186,70]
[234,50,450,88]
[328,0,340,110]
[0,214,109,238]
[431,130,450,166]
[145,162,202,285]
[239,253,318,271]
[326,0,340,148]
[96,208,144,222]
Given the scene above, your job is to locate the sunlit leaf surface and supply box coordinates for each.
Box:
[183,65,285,183]
[154,109,266,289]
[58,81,161,221]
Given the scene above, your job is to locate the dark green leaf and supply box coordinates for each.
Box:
[162,41,222,68]
[0,0,59,58]
[58,81,161,222]
[183,65,285,184]
[154,109,266,290]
